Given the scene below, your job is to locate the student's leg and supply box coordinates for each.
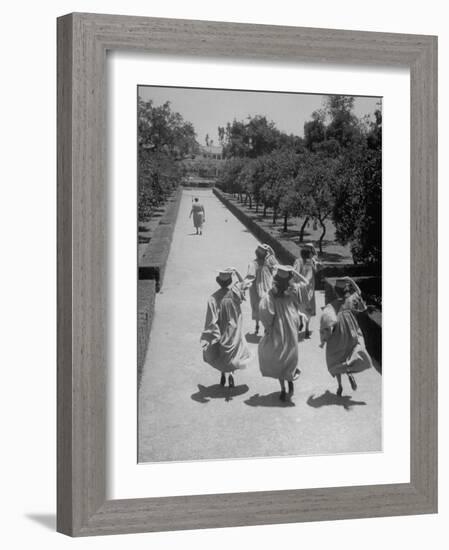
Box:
[305,319,311,339]
[255,321,259,335]
[336,374,343,396]
[220,372,226,386]
[288,379,294,395]
[228,373,235,388]
[347,372,357,391]
[279,379,287,401]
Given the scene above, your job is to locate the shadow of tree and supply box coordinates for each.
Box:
[191,383,249,403]
[307,390,366,411]
[244,392,295,408]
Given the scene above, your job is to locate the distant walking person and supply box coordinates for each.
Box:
[293,243,320,339]
[189,197,205,235]
[246,244,278,335]
[200,268,252,388]
[258,266,309,401]
[320,277,373,396]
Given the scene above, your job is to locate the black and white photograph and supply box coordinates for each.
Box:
[2,0,442,545]
[137,85,382,463]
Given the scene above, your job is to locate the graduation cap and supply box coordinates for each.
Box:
[274,265,295,279]
[216,268,234,282]
[302,242,317,255]
[335,276,361,295]
[256,243,274,255]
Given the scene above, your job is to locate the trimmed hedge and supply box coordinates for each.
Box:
[213,187,298,265]
[137,187,182,384]
[137,279,156,385]
[139,187,183,291]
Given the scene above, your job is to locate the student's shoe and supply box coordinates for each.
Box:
[255,323,259,335]
[336,386,343,397]
[220,373,226,386]
[348,374,358,391]
[228,374,235,388]
[279,390,287,401]
[288,381,294,395]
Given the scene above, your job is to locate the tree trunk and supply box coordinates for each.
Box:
[299,216,309,243]
[283,212,288,232]
[255,200,259,214]
[272,207,277,225]
[318,218,326,253]
[263,204,267,218]
[248,193,252,209]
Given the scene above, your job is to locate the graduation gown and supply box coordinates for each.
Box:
[293,257,317,318]
[247,255,277,322]
[257,283,307,381]
[200,283,251,373]
[322,297,373,377]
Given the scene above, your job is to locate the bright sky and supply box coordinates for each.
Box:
[138,85,381,146]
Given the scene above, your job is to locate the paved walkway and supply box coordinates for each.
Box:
[138,189,382,462]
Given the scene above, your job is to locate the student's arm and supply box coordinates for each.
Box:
[229,267,243,282]
[200,298,220,349]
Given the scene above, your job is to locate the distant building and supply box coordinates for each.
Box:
[199,144,223,160]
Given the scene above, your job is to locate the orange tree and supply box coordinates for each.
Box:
[295,152,339,253]
[138,98,198,222]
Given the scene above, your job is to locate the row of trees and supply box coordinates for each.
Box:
[138,98,198,222]
[217,96,381,264]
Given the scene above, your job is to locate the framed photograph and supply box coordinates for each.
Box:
[57,13,437,536]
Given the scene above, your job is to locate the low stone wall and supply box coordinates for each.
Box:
[137,279,156,384]
[137,187,183,382]
[213,187,298,265]
[139,187,183,291]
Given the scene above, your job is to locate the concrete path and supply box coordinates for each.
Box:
[138,189,382,462]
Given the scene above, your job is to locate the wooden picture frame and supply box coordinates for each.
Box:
[57,12,438,536]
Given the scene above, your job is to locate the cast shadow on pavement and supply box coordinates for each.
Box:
[191,383,249,403]
[307,390,366,411]
[244,392,295,408]
[245,331,261,344]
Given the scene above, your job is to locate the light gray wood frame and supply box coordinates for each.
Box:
[57,12,438,537]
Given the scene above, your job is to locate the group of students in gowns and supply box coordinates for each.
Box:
[200,242,373,401]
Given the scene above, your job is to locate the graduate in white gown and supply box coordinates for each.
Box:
[200,268,252,388]
[320,277,373,396]
[293,243,320,339]
[246,244,278,335]
[258,265,309,401]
